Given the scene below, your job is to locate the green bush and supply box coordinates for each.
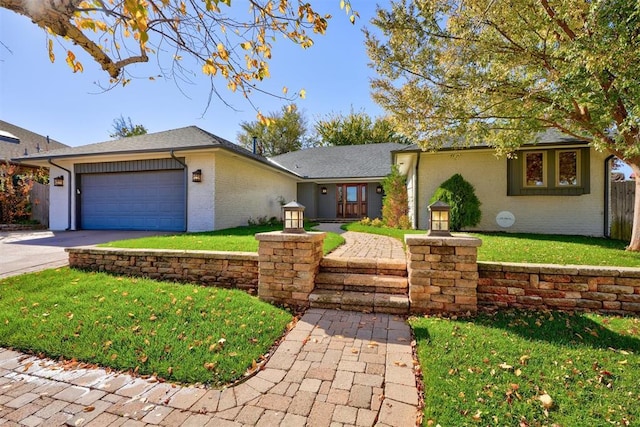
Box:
[381,165,410,229]
[359,217,372,226]
[371,218,384,227]
[430,174,481,231]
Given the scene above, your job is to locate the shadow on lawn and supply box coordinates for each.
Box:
[449,309,640,352]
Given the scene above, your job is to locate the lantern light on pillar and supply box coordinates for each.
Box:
[192,169,203,182]
[428,200,451,237]
[282,201,305,233]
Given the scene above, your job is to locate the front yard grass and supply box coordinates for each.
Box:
[0,268,292,386]
[101,224,345,255]
[412,310,640,426]
[343,223,638,267]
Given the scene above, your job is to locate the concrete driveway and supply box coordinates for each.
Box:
[0,230,169,279]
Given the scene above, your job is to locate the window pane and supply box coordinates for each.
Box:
[525,152,545,186]
[346,186,357,202]
[337,186,343,202]
[361,185,366,202]
[558,151,578,186]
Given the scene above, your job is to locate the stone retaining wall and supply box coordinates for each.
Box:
[405,235,482,314]
[478,262,640,314]
[255,231,325,308]
[66,247,259,292]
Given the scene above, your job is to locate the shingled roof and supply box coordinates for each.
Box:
[13,126,291,173]
[0,120,68,163]
[270,143,407,179]
[395,129,588,152]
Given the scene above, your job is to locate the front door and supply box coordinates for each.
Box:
[336,184,367,218]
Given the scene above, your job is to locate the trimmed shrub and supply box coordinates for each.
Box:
[429,174,481,231]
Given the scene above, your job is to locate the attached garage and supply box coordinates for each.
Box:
[77,159,186,231]
[18,126,299,232]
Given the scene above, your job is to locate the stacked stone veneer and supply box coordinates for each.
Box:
[405,235,482,314]
[67,247,259,292]
[255,231,325,308]
[478,262,640,314]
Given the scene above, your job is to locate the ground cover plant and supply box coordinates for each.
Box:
[0,268,293,386]
[411,310,640,426]
[343,223,638,267]
[101,224,344,255]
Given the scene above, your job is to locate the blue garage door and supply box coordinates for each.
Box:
[81,170,185,231]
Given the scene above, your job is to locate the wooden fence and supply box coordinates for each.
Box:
[611,181,635,241]
[30,181,49,227]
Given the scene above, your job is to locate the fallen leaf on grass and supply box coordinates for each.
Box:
[499,362,513,370]
[538,393,553,409]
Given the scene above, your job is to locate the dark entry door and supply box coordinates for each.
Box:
[336,184,367,218]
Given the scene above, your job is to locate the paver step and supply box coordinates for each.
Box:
[320,257,407,277]
[309,290,409,314]
[315,272,408,294]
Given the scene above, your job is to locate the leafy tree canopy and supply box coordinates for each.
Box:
[366,0,640,250]
[110,115,148,139]
[237,104,308,157]
[1,0,357,120]
[313,109,410,146]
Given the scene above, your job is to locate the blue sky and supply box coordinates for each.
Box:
[0,2,387,147]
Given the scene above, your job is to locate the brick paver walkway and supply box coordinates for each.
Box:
[0,230,420,426]
[325,232,406,260]
[0,309,420,426]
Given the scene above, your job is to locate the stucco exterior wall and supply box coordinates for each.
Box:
[184,154,215,232]
[214,152,297,230]
[367,182,384,219]
[415,149,609,236]
[297,182,318,218]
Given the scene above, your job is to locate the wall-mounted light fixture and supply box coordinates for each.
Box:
[192,169,202,183]
[376,185,383,194]
[282,201,305,233]
[53,176,64,187]
[321,186,328,195]
[428,200,451,237]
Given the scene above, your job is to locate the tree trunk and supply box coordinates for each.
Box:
[627,163,640,251]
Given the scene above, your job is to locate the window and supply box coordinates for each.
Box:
[524,152,546,187]
[557,150,579,186]
[507,147,589,196]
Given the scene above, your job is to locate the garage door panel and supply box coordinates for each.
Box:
[81,170,185,231]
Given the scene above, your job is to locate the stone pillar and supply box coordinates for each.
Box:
[405,235,482,314]
[255,231,326,308]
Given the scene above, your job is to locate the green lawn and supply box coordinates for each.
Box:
[343,223,638,267]
[411,310,640,426]
[101,224,345,255]
[0,268,292,386]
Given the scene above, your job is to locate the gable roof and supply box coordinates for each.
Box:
[13,125,293,174]
[270,143,407,179]
[0,120,68,163]
[395,129,589,153]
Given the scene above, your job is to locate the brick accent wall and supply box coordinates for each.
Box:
[405,235,482,314]
[255,231,325,308]
[66,247,259,292]
[478,262,640,314]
